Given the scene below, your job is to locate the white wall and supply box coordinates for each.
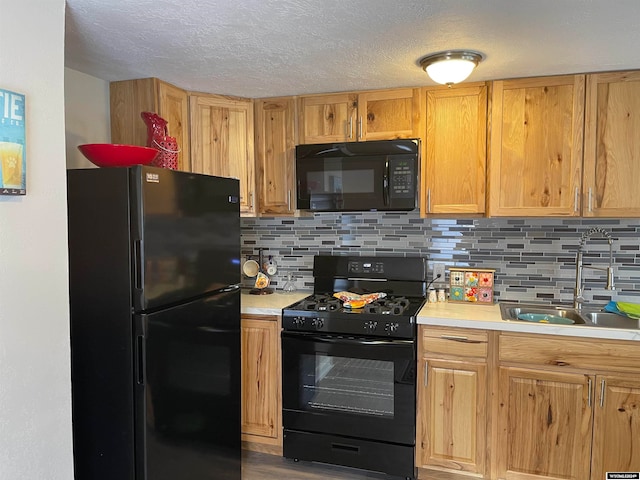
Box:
[0,1,74,479]
[64,68,110,169]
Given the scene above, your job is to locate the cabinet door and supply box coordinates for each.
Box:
[110,78,191,171]
[418,358,486,475]
[110,78,161,150]
[157,80,190,171]
[422,84,487,215]
[298,93,357,143]
[497,367,593,480]
[254,97,296,215]
[590,374,640,480]
[241,315,281,442]
[488,75,585,216]
[357,88,420,141]
[583,71,640,217]
[190,94,256,215]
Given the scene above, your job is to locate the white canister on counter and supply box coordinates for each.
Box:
[428,288,437,303]
[437,289,446,302]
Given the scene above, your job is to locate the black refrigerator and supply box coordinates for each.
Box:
[67,166,241,480]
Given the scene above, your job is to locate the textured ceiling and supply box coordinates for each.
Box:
[64,0,640,98]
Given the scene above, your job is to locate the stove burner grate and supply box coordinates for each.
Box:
[364,296,411,315]
[301,294,341,312]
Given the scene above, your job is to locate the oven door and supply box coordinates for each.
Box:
[282,331,416,445]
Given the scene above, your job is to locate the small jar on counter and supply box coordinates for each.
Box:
[437,288,447,302]
[428,288,437,303]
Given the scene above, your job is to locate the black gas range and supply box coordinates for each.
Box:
[281,255,428,480]
[282,293,425,339]
[282,255,427,339]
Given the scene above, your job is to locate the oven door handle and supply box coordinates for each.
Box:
[282,331,414,346]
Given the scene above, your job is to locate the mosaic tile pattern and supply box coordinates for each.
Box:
[241,213,640,307]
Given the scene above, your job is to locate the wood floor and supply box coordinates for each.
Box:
[242,450,470,480]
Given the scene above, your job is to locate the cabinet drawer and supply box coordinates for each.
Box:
[499,333,640,373]
[421,326,488,358]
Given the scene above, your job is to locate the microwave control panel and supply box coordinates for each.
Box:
[389,156,416,199]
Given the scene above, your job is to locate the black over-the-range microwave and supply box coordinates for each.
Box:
[295,138,420,212]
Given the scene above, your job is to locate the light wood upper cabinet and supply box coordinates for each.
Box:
[488,75,585,216]
[422,84,487,215]
[189,94,256,216]
[496,366,594,480]
[241,315,282,450]
[357,88,421,141]
[583,71,640,217]
[417,326,488,476]
[110,78,191,171]
[590,374,640,480]
[298,93,357,143]
[298,88,420,144]
[254,97,297,215]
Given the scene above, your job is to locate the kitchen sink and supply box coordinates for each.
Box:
[579,311,640,329]
[499,302,585,324]
[499,302,640,329]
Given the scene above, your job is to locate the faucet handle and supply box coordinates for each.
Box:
[606,267,615,290]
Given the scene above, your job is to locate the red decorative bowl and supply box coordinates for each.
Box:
[77,144,159,167]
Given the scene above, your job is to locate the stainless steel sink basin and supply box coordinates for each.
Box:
[499,303,585,324]
[579,311,640,329]
[499,302,640,329]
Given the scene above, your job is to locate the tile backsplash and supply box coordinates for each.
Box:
[241,212,640,306]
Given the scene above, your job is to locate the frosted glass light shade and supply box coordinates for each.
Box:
[420,51,483,85]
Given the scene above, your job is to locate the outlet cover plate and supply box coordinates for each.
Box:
[433,263,446,283]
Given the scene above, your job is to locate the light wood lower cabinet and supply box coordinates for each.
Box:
[416,328,640,480]
[497,333,640,480]
[496,367,593,480]
[417,326,489,477]
[590,374,640,480]
[241,314,282,454]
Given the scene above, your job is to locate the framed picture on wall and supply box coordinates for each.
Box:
[0,88,26,196]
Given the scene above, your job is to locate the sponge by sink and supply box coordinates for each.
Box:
[616,302,640,319]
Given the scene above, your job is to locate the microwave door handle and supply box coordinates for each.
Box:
[383,157,390,206]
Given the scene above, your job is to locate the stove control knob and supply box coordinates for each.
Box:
[385,322,399,334]
[293,317,305,328]
[311,318,324,330]
[364,321,378,332]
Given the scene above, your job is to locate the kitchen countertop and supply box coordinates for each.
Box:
[240,290,640,342]
[240,292,640,341]
[241,290,310,315]
[418,301,640,341]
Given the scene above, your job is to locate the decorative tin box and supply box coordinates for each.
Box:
[449,268,496,304]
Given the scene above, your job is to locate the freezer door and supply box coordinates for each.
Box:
[135,287,241,480]
[131,167,241,311]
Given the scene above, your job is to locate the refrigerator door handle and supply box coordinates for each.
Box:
[219,284,241,293]
[202,284,241,300]
[136,335,145,385]
[133,239,143,290]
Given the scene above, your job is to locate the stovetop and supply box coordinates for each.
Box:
[282,255,428,339]
[282,293,426,339]
[289,293,424,316]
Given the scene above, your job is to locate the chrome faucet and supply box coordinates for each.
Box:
[573,227,616,309]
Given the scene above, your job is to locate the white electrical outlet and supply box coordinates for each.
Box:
[433,263,446,283]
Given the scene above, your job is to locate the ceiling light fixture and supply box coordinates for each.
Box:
[419,50,484,86]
